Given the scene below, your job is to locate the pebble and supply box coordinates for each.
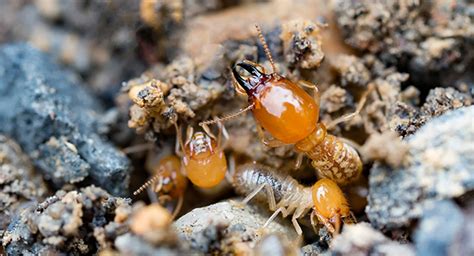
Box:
[0,44,130,196]
[366,106,474,230]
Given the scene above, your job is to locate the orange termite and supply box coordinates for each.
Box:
[175,122,228,188]
[233,163,352,235]
[133,155,188,219]
[133,122,228,210]
[201,25,372,185]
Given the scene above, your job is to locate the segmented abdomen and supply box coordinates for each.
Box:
[233,163,304,206]
[306,134,362,185]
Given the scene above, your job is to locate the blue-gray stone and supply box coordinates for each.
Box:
[366,106,474,230]
[0,43,130,196]
[415,200,463,256]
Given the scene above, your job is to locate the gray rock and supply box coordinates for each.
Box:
[0,43,130,196]
[330,222,415,256]
[366,106,474,230]
[115,233,192,256]
[173,200,299,254]
[414,200,465,256]
[254,234,300,256]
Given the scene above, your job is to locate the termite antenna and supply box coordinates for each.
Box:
[199,102,255,126]
[133,171,162,196]
[255,24,276,74]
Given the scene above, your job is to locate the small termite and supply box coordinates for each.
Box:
[201,25,372,185]
[233,163,352,235]
[175,122,228,188]
[133,155,188,219]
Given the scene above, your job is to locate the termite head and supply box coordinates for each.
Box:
[181,126,227,188]
[311,178,351,234]
[184,131,217,159]
[156,156,187,198]
[232,61,270,95]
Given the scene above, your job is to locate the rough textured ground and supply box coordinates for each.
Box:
[0,44,130,196]
[174,200,299,255]
[367,106,474,230]
[0,0,473,255]
[2,186,131,255]
[0,135,49,238]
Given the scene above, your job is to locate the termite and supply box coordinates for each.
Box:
[175,122,228,188]
[133,155,188,219]
[134,121,228,196]
[200,25,372,185]
[233,163,352,235]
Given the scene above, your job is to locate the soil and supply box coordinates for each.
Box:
[0,0,473,255]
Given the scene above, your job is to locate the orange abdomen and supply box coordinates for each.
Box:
[252,77,319,144]
[183,151,227,188]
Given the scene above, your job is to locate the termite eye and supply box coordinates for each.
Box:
[232,62,264,93]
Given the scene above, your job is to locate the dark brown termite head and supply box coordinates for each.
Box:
[232,61,270,96]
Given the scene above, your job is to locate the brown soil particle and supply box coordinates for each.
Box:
[391,87,473,137]
[0,135,49,236]
[333,0,474,87]
[2,0,474,254]
[124,56,225,133]
[281,19,325,70]
[330,55,371,88]
[361,131,409,168]
[2,186,132,255]
[130,203,172,235]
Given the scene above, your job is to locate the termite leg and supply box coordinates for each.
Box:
[202,123,217,141]
[257,125,286,148]
[263,206,288,229]
[281,199,295,217]
[310,211,318,234]
[314,210,336,234]
[146,187,159,203]
[298,80,320,107]
[154,176,163,193]
[241,183,277,211]
[158,195,173,204]
[349,211,358,224]
[326,83,375,130]
[218,120,230,149]
[242,183,265,204]
[174,123,185,157]
[185,126,194,144]
[333,213,342,234]
[122,143,154,154]
[203,120,229,149]
[171,194,184,220]
[294,153,304,170]
[292,207,305,235]
[265,184,277,211]
[225,154,235,184]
